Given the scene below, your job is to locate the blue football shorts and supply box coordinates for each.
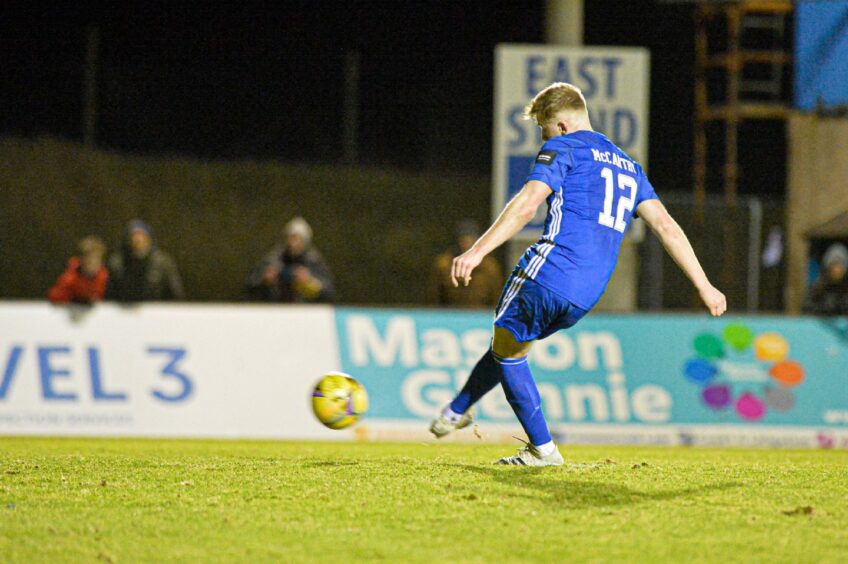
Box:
[493,267,589,342]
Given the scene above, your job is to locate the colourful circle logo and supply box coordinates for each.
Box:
[683,324,805,421]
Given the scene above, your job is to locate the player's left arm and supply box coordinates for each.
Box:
[637,198,727,316]
[451,180,551,287]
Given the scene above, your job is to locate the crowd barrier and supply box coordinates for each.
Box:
[2,302,847,448]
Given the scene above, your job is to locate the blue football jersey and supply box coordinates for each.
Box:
[518,130,659,310]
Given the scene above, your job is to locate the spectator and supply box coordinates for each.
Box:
[245,217,335,303]
[107,219,185,302]
[805,243,848,315]
[428,220,502,308]
[47,236,109,304]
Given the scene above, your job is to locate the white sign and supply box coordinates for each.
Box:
[492,44,650,228]
[0,302,345,439]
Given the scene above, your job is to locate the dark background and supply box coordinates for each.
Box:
[0,1,786,198]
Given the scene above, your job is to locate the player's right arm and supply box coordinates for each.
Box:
[451,180,551,287]
[636,198,727,317]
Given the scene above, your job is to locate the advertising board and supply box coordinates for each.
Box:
[336,308,848,448]
[0,303,343,439]
[2,303,846,448]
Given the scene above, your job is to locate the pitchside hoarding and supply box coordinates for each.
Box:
[493,44,650,229]
[0,303,344,439]
[337,309,848,448]
[1,303,847,448]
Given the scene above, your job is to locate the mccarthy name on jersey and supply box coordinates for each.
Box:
[518,130,659,311]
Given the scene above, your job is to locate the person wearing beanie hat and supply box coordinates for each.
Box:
[805,242,848,315]
[284,217,313,246]
[107,219,185,302]
[823,243,848,272]
[427,219,503,308]
[244,216,335,303]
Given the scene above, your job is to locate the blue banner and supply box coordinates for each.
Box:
[335,308,848,429]
[795,1,848,110]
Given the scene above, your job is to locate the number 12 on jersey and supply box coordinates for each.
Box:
[598,167,637,233]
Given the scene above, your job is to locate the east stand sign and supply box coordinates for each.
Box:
[492,44,650,230]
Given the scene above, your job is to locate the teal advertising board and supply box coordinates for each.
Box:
[335,309,848,445]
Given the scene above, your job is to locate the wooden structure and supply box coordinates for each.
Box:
[693,1,792,204]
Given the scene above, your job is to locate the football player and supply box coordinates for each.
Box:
[430,82,726,465]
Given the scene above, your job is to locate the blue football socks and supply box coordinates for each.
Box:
[493,352,552,447]
[448,348,553,448]
[449,349,500,415]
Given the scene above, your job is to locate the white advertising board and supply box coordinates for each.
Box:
[492,44,650,229]
[0,302,345,439]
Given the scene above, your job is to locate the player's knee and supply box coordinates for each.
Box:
[492,327,532,359]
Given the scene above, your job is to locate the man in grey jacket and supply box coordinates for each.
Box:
[107,219,185,302]
[245,217,335,303]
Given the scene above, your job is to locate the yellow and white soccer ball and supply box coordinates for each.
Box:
[311,372,369,430]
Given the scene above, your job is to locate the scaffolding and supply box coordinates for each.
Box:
[693,0,793,205]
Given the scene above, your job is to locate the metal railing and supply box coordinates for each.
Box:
[639,194,785,312]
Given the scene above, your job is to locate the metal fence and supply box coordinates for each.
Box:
[638,195,786,312]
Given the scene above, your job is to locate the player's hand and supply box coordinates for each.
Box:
[451,248,484,288]
[699,284,727,317]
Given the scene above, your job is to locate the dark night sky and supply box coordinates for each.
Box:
[0,1,785,197]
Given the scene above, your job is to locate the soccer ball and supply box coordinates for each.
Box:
[311,372,369,430]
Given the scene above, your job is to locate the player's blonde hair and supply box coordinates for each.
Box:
[523,82,587,126]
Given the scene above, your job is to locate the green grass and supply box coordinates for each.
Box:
[1,438,846,563]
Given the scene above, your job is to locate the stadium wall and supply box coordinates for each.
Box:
[786,114,848,313]
[0,136,490,304]
[2,302,847,449]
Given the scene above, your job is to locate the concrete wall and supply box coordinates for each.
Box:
[786,114,848,312]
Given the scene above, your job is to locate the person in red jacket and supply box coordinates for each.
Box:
[48,236,109,304]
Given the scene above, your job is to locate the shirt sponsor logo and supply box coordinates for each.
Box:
[535,150,556,165]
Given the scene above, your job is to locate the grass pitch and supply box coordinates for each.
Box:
[1,438,846,563]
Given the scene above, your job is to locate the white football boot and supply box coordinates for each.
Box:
[495,440,564,467]
[429,407,474,438]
